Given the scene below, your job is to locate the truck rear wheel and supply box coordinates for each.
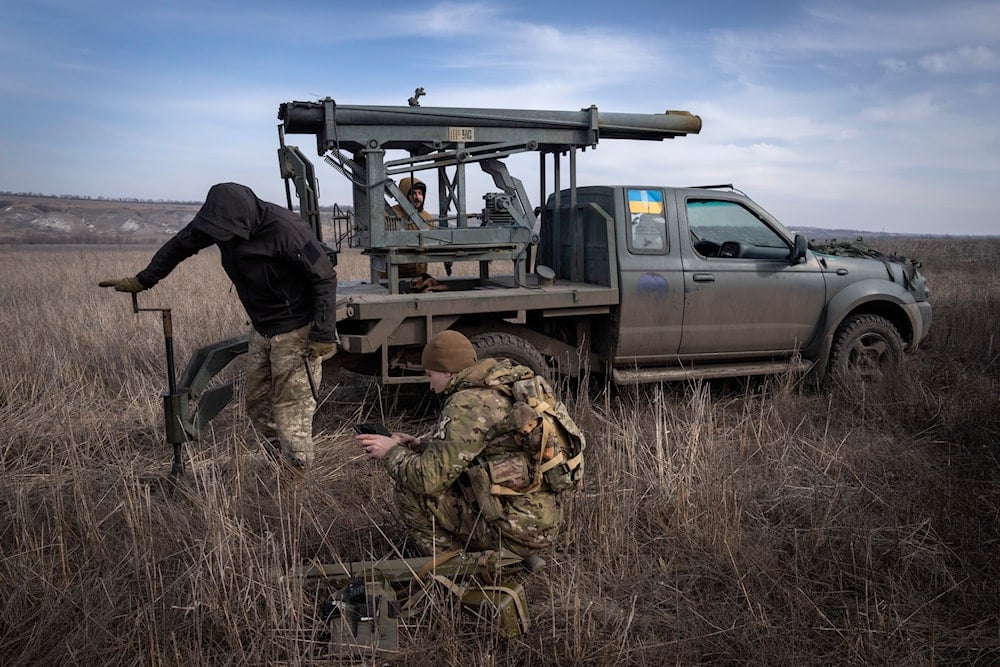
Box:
[469,332,550,380]
[828,314,903,385]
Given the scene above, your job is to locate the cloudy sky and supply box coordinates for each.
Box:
[1,0,997,235]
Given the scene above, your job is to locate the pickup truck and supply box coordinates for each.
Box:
[266,98,930,387]
[328,182,931,386]
[167,98,931,450]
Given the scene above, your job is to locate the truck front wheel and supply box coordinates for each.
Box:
[469,332,550,380]
[828,314,903,384]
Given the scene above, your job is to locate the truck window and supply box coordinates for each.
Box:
[686,199,787,257]
[627,189,668,254]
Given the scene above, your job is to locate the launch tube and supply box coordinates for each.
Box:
[278,100,701,142]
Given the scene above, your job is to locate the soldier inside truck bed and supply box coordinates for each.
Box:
[385,175,454,287]
[386,175,431,279]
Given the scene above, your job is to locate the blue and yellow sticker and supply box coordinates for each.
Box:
[628,189,663,215]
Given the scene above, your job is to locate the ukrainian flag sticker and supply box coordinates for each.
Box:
[628,189,663,215]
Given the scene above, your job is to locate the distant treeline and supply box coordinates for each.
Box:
[1,191,203,205]
[9,232,157,246]
[1,191,349,212]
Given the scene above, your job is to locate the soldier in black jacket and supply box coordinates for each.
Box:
[100,182,337,468]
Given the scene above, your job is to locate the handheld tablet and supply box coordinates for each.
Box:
[352,422,392,437]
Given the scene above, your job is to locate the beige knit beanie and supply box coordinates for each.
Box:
[421,330,477,372]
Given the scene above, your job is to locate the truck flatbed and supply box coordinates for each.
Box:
[336,277,617,355]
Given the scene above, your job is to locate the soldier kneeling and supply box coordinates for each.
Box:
[356,331,584,571]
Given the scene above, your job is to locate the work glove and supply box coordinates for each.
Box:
[98,276,147,293]
[306,340,337,359]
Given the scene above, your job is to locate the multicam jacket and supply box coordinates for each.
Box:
[384,358,562,526]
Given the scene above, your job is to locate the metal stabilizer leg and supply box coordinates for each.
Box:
[131,293,186,485]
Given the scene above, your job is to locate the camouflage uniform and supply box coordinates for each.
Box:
[246,323,322,467]
[384,358,563,557]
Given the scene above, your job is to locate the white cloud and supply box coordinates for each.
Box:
[881,58,908,74]
[918,46,999,73]
[379,1,668,97]
[858,93,941,123]
[712,1,1000,69]
[397,1,507,34]
[4,0,999,234]
[696,97,844,144]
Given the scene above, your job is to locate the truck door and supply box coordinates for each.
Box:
[614,187,685,361]
[678,195,826,356]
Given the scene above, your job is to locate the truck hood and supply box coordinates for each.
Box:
[812,246,929,301]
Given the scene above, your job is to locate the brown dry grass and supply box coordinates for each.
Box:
[0,240,997,665]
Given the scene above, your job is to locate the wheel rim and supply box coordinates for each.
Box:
[847,332,892,380]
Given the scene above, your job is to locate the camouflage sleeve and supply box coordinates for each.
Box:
[383,388,509,496]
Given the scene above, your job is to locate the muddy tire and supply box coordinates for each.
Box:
[827,314,903,385]
[469,331,550,379]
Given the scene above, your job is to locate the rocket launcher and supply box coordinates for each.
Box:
[275,98,702,292]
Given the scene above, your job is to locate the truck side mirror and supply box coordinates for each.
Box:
[790,234,808,263]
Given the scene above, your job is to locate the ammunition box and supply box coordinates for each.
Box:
[461,580,529,636]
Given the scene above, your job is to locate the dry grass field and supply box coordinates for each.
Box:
[1,239,997,665]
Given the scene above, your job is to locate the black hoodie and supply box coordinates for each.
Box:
[137,183,337,341]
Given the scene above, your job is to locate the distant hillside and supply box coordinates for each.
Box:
[791,226,948,244]
[0,194,353,244]
[0,195,202,244]
[0,193,963,245]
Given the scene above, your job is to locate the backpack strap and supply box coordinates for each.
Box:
[538,451,565,473]
[485,374,581,496]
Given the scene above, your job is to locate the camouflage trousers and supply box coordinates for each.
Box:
[394,483,562,558]
[246,323,321,467]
